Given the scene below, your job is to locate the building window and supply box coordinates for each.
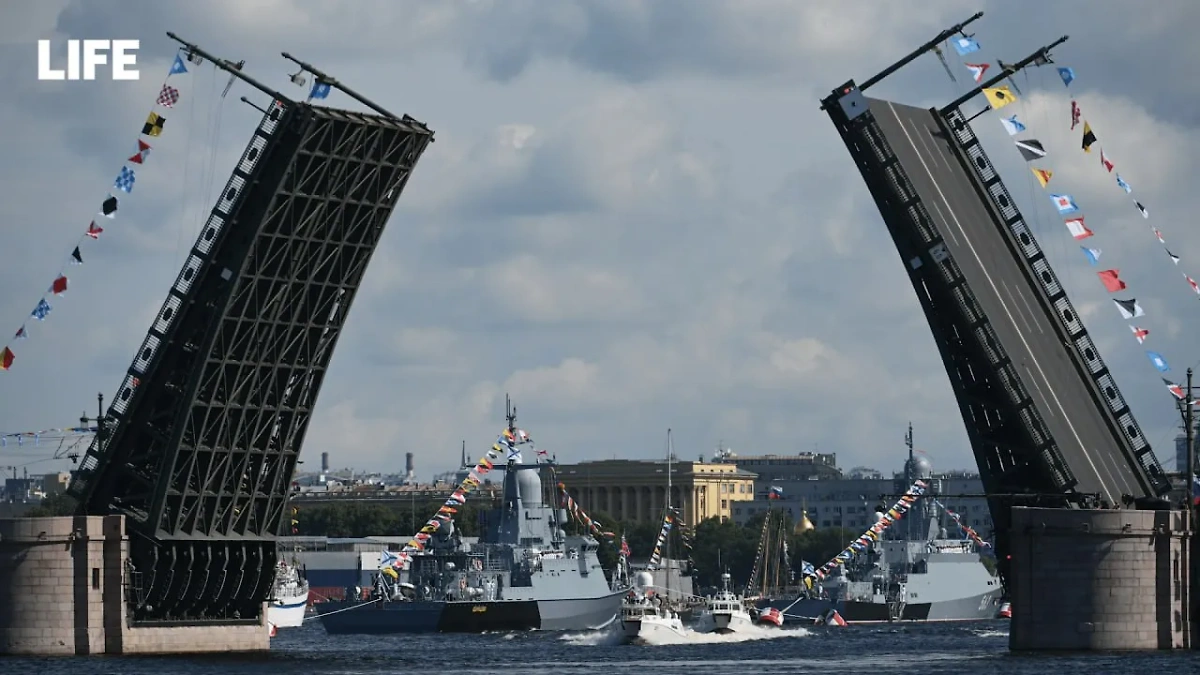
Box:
[721,500,728,510]
[91,568,100,590]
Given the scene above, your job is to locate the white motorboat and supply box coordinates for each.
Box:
[695,573,755,634]
[266,559,309,629]
[620,431,693,644]
[619,591,690,644]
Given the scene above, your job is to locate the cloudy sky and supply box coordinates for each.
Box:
[2,0,1199,484]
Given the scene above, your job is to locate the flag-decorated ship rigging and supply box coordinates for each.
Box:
[766,426,1003,623]
[619,429,692,643]
[315,397,628,634]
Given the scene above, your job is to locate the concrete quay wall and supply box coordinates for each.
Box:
[1009,506,1189,651]
[0,515,269,655]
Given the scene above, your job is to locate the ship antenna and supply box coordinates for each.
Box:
[905,421,914,464]
[505,393,517,432]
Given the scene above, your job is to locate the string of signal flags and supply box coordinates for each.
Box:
[951,35,1192,403]
[0,44,340,375]
[0,51,204,373]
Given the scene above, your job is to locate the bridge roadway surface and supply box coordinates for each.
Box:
[867,97,1144,505]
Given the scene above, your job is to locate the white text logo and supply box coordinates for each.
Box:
[38,40,140,81]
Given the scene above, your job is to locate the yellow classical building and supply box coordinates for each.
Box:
[553,459,757,528]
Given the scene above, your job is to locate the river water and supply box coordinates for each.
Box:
[4,620,1200,674]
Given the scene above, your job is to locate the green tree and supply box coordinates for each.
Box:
[789,526,861,571]
[26,493,77,517]
[690,516,760,589]
[292,499,494,538]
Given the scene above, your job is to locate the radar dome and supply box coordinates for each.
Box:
[517,468,543,506]
[634,571,654,590]
[906,455,934,479]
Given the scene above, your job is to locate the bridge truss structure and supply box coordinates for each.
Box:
[67,42,434,624]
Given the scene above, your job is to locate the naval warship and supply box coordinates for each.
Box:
[316,407,628,634]
[764,431,1003,622]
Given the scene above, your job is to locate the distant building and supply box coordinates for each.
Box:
[718,451,841,482]
[1177,433,1192,474]
[730,456,992,538]
[553,459,756,527]
[42,472,70,497]
[2,477,37,503]
[290,482,502,506]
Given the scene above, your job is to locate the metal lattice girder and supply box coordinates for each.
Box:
[67,98,434,623]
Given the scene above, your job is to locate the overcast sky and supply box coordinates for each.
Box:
[2,0,1199,483]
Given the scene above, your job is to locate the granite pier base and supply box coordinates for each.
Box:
[0,515,270,655]
[1008,506,1198,651]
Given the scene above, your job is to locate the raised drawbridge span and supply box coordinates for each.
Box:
[820,13,1171,582]
[66,38,434,625]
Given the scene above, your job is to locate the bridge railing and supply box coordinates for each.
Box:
[942,107,1169,497]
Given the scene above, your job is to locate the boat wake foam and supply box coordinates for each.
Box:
[559,629,626,646]
[559,624,810,647]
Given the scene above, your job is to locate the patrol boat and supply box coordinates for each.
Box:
[316,407,627,634]
[618,429,693,644]
[694,572,754,634]
[619,571,689,643]
[266,559,309,629]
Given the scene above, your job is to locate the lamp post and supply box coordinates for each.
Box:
[1178,368,1195,649]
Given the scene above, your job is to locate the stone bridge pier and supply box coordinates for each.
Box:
[0,516,269,655]
[1008,506,1199,650]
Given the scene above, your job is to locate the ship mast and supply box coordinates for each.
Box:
[903,422,917,578]
[774,515,787,593]
[905,422,915,544]
[760,511,770,597]
[506,394,517,437]
[665,428,673,602]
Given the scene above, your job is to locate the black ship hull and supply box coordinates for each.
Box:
[316,589,623,634]
[755,596,836,620]
[841,600,931,622]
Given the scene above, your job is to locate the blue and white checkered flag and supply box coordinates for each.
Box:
[114,167,136,193]
[31,299,51,321]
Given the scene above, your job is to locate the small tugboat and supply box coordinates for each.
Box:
[695,572,754,634]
